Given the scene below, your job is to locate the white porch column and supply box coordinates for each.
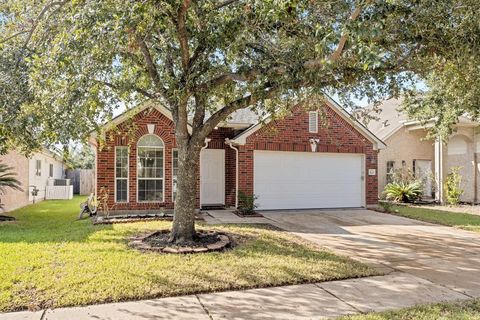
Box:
[434,136,445,203]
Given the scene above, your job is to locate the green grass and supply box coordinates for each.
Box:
[343,299,480,319]
[390,205,480,233]
[0,197,377,312]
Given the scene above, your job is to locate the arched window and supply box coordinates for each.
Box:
[137,134,164,202]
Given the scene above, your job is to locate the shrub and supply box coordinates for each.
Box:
[378,200,394,213]
[445,167,463,205]
[391,167,416,184]
[237,191,258,215]
[383,181,423,203]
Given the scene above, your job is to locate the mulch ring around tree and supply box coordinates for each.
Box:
[128,230,233,254]
[0,215,15,222]
[92,213,204,225]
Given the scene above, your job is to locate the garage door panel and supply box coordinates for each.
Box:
[254,151,363,210]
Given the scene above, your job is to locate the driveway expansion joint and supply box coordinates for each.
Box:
[314,283,365,314]
[195,295,213,320]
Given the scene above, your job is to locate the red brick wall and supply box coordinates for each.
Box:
[237,104,379,206]
[96,108,177,211]
[96,109,237,211]
[96,103,379,212]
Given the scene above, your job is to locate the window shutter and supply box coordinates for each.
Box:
[308,111,318,133]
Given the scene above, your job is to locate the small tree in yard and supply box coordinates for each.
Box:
[237,191,258,215]
[445,167,463,206]
[1,1,479,243]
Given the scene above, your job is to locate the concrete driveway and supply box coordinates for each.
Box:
[262,209,480,298]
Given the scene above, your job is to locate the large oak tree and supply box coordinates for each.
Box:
[1,0,476,242]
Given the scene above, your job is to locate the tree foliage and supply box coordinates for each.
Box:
[64,144,95,169]
[400,1,480,137]
[1,0,464,150]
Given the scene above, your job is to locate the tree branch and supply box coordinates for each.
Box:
[304,6,362,69]
[196,69,263,92]
[330,7,362,62]
[194,85,278,142]
[0,30,29,44]
[192,94,206,129]
[22,0,68,50]
[133,32,162,89]
[97,80,158,99]
[176,0,192,71]
[214,0,242,10]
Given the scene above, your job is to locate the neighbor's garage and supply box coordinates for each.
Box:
[253,151,364,210]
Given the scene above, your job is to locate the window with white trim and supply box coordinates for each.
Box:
[172,149,178,201]
[49,164,54,178]
[137,135,164,202]
[386,161,395,183]
[115,147,129,203]
[308,111,318,133]
[35,159,41,176]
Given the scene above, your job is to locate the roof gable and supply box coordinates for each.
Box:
[232,95,386,150]
[90,102,185,142]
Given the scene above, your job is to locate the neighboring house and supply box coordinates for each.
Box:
[89,97,385,213]
[0,149,66,212]
[367,98,480,203]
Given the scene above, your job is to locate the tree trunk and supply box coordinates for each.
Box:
[169,143,201,243]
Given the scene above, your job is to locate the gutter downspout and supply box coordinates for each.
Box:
[225,138,239,209]
[199,138,211,209]
[435,136,444,204]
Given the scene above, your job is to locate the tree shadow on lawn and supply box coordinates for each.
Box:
[115,229,378,299]
[0,199,284,247]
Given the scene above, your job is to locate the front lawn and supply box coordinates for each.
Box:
[0,197,377,312]
[343,299,480,319]
[389,204,480,233]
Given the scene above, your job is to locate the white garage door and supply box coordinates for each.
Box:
[254,151,364,210]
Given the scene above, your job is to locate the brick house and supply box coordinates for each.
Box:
[89,97,385,213]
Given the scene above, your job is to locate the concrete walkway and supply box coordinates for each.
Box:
[1,272,470,320]
[2,209,479,319]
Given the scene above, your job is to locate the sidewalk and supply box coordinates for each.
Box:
[1,272,470,320]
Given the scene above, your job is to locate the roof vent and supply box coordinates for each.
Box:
[309,111,318,133]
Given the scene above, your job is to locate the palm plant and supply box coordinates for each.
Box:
[0,161,22,211]
[383,181,423,203]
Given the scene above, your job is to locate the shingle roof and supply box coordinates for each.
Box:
[226,108,260,124]
[365,98,407,140]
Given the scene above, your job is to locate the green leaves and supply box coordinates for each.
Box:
[1,0,479,152]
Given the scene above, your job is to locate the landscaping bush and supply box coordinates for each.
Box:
[237,191,258,215]
[378,200,394,213]
[383,181,423,203]
[445,167,463,205]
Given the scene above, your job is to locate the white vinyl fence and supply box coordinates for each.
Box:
[46,179,74,200]
[45,185,73,200]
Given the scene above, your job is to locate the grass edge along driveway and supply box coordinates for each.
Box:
[389,204,480,234]
[0,197,378,312]
[342,298,480,320]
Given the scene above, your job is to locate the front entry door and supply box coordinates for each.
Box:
[200,149,225,205]
[415,160,433,198]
